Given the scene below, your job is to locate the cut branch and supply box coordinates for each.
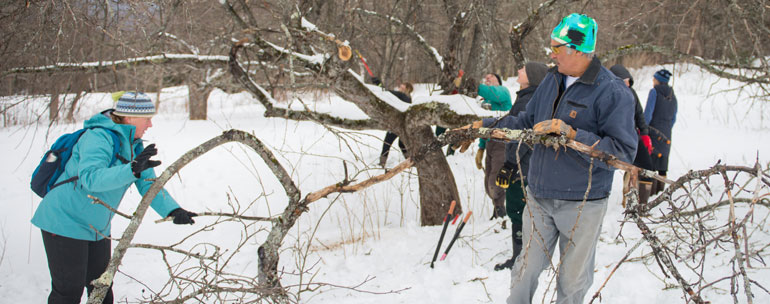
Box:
[304,159,415,203]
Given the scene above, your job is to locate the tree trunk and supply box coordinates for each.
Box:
[49,86,60,123]
[510,32,526,70]
[189,83,211,120]
[65,91,83,123]
[464,23,486,89]
[402,124,462,225]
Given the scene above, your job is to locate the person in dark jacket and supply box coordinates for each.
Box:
[375,78,414,167]
[644,69,678,194]
[31,92,198,304]
[609,64,655,205]
[493,61,547,271]
[455,13,636,304]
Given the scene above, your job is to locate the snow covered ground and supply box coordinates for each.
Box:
[1,63,769,303]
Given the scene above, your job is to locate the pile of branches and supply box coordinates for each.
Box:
[448,127,770,303]
[84,127,769,303]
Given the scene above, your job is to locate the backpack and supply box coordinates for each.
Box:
[30,126,122,198]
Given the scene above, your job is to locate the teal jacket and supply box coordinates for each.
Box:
[478,84,512,149]
[31,112,179,241]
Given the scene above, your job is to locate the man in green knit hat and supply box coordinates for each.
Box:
[453,13,636,303]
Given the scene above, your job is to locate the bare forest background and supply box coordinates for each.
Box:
[1,0,769,228]
[2,0,768,110]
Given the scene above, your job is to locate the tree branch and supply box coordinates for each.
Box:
[228,40,382,130]
[3,54,230,77]
[88,129,298,303]
[600,44,770,85]
[353,8,444,72]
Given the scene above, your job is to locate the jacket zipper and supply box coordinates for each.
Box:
[129,130,136,160]
[535,74,576,192]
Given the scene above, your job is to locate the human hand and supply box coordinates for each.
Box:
[132,144,161,178]
[641,135,653,155]
[495,163,515,188]
[451,121,483,153]
[475,148,485,170]
[169,208,198,225]
[533,119,576,139]
[453,70,464,87]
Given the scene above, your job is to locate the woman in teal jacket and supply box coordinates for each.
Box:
[31,92,197,304]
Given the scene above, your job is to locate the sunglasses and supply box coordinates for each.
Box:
[549,42,571,55]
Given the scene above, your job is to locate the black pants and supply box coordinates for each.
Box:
[380,131,407,160]
[42,230,113,304]
[512,221,523,259]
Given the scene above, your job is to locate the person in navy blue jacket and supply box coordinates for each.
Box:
[493,61,548,271]
[610,64,656,205]
[455,13,636,304]
[644,69,678,195]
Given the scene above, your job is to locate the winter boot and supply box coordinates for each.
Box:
[650,180,660,196]
[494,227,521,271]
[639,180,652,205]
[494,257,515,271]
[658,175,667,194]
[651,176,667,196]
[494,205,507,219]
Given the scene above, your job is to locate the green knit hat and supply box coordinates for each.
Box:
[551,13,598,53]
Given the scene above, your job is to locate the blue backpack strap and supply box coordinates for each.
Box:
[106,130,121,166]
[134,141,143,158]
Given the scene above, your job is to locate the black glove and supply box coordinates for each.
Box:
[132,143,161,178]
[495,162,516,189]
[169,208,197,225]
[371,77,382,86]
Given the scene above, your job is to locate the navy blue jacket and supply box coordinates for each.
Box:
[644,83,678,171]
[483,57,637,200]
[503,86,536,179]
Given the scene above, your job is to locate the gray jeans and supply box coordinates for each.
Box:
[506,188,608,304]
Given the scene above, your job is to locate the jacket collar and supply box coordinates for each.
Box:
[516,86,537,97]
[549,56,603,86]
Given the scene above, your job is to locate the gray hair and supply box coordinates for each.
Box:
[565,47,595,59]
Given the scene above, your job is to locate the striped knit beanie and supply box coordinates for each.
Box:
[113,91,156,117]
[654,69,672,84]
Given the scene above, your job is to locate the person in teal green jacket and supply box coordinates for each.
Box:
[476,73,512,219]
[31,91,197,304]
